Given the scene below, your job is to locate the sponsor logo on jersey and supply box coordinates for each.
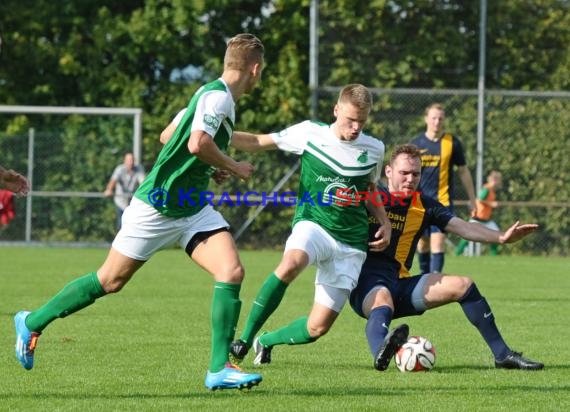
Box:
[203,114,220,130]
[316,175,348,183]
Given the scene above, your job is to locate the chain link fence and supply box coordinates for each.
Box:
[224,88,569,256]
[0,108,141,245]
[313,87,570,256]
[1,91,568,255]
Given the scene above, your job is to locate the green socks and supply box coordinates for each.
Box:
[25,272,106,333]
[455,240,499,256]
[455,239,468,255]
[210,282,242,372]
[240,273,288,347]
[24,274,243,373]
[259,316,316,347]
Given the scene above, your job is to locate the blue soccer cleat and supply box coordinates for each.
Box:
[14,311,40,370]
[205,363,262,391]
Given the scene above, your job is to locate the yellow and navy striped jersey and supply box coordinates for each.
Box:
[366,187,454,278]
[410,133,467,207]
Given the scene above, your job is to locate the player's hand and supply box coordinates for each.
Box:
[232,161,255,181]
[212,169,231,184]
[498,221,539,244]
[0,169,30,196]
[368,224,392,252]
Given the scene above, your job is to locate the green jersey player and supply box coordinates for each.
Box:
[14,33,265,391]
[228,84,392,370]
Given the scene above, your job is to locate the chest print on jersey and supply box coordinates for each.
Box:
[357,149,368,163]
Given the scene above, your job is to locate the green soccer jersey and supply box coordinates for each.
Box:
[135,79,234,217]
[271,120,385,251]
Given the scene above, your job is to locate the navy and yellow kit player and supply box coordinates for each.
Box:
[349,144,543,372]
[411,103,476,274]
[412,132,466,206]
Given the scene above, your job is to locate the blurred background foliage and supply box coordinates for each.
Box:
[0,0,568,253]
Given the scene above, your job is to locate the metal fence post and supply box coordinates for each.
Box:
[25,128,34,243]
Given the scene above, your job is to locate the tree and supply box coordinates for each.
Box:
[0,0,567,253]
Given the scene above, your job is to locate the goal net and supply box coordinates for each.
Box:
[0,105,142,245]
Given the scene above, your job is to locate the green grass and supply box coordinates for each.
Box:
[1,247,569,411]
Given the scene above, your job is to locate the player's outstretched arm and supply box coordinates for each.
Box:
[446,217,538,245]
[188,130,254,180]
[497,220,539,244]
[231,131,277,152]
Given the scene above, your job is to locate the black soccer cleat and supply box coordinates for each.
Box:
[495,351,544,370]
[253,334,273,365]
[374,323,409,371]
[229,339,249,364]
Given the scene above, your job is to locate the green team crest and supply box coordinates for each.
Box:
[357,150,368,163]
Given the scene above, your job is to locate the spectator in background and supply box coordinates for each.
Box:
[104,152,145,230]
[0,189,15,226]
[0,165,29,195]
[455,171,503,256]
[410,103,477,274]
[0,165,29,228]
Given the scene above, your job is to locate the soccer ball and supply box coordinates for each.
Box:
[394,336,436,372]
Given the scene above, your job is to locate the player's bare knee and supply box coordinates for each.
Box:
[452,276,473,300]
[275,261,303,283]
[220,263,245,283]
[307,323,330,339]
[98,275,128,294]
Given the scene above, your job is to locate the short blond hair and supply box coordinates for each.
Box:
[224,33,264,71]
[424,103,445,116]
[338,84,373,112]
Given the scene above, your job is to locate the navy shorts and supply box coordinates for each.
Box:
[350,269,426,320]
[392,276,427,319]
[422,224,444,236]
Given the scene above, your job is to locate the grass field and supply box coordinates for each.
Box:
[1,247,569,411]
